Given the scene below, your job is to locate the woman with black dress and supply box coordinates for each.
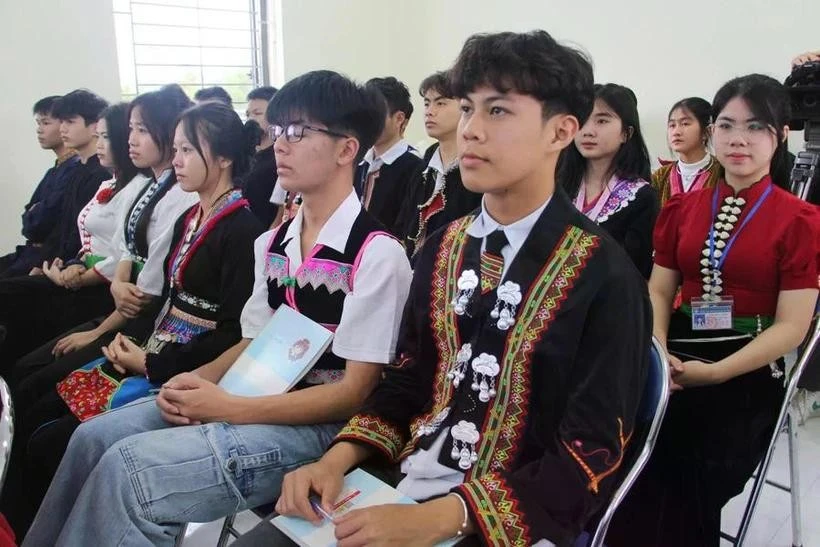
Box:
[607,74,820,547]
[559,83,659,277]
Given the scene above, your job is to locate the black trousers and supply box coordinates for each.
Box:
[607,312,785,547]
[0,320,115,540]
[4,391,79,542]
[0,275,113,373]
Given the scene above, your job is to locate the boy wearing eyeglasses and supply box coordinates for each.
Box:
[25,71,413,547]
[238,30,652,547]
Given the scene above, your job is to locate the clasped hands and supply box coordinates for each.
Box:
[41,258,88,290]
[668,353,722,391]
[111,279,153,318]
[154,372,237,426]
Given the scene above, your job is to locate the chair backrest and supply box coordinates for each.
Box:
[589,337,671,547]
[730,299,819,545]
[0,377,12,497]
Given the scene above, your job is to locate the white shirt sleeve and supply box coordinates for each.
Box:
[92,255,118,282]
[135,184,199,296]
[332,235,412,364]
[240,229,277,338]
[269,181,287,205]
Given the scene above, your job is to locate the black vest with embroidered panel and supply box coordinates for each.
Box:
[123,168,177,280]
[264,209,391,381]
[402,144,482,260]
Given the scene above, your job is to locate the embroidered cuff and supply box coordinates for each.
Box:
[334,414,406,462]
[453,472,532,547]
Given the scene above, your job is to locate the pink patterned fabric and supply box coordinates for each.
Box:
[296,258,353,294]
[265,253,288,282]
[575,178,648,224]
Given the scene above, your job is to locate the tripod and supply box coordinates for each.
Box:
[790,120,820,204]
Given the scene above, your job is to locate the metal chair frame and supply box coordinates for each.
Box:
[720,311,819,547]
[181,338,673,547]
[0,377,13,497]
[589,337,671,547]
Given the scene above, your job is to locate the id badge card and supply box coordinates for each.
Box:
[691,297,734,330]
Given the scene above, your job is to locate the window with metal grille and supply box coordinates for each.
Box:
[112,0,276,114]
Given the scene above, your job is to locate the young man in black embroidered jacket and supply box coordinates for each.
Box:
[396,70,482,260]
[242,29,652,547]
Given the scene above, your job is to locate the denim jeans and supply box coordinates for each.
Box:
[23,397,343,547]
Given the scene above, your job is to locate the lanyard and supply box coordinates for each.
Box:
[707,183,772,277]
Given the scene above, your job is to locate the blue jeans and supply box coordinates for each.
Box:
[24,397,343,547]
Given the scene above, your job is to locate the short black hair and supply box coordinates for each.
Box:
[194,86,233,106]
[52,89,109,125]
[247,86,278,102]
[668,97,711,130]
[419,71,454,99]
[449,30,594,123]
[366,77,414,119]
[33,96,61,117]
[266,70,385,163]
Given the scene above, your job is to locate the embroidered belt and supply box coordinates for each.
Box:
[152,305,217,345]
[176,290,220,312]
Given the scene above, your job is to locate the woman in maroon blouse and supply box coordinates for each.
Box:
[608,74,819,546]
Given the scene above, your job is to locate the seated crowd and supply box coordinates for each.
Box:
[0,30,817,547]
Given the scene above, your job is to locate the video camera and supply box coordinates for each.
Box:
[785,61,820,204]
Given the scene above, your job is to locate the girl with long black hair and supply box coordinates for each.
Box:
[558,83,659,277]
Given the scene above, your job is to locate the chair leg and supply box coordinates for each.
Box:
[735,427,784,545]
[787,411,803,547]
[216,513,239,547]
[173,523,188,547]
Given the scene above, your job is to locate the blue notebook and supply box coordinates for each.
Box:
[271,469,461,546]
[218,305,334,397]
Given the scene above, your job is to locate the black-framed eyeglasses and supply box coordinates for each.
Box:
[268,123,349,143]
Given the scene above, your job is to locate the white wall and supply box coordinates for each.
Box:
[0,0,120,252]
[279,0,438,150]
[279,0,817,158]
[2,0,813,250]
